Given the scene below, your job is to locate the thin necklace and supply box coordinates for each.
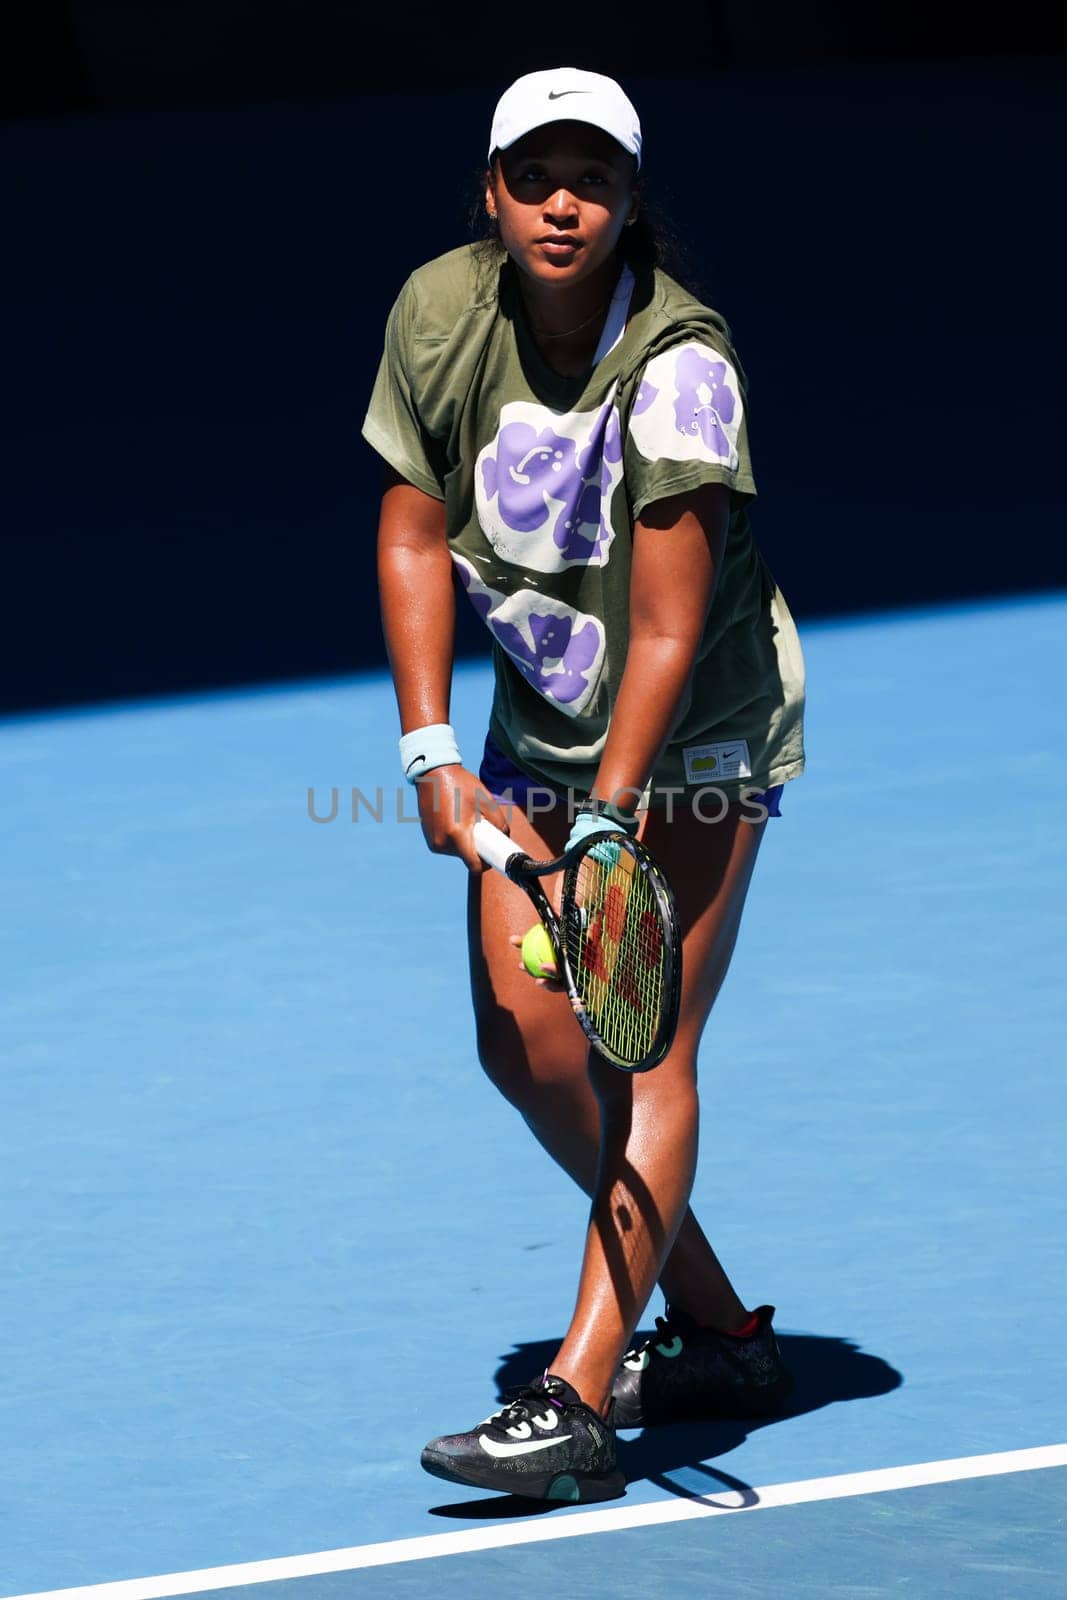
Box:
[528,295,612,341]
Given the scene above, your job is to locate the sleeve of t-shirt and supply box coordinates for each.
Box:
[361,279,447,501]
[624,339,758,520]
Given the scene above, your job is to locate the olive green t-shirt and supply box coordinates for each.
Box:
[362,244,805,803]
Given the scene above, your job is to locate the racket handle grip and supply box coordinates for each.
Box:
[472,819,520,875]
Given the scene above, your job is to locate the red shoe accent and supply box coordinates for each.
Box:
[723,1311,761,1339]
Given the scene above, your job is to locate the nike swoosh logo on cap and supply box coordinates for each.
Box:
[478,1431,573,1458]
[547,90,589,100]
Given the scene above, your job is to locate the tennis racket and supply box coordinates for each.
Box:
[472,818,682,1074]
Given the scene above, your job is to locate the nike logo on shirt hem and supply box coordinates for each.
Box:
[479,1431,574,1458]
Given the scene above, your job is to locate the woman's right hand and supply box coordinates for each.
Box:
[414,766,511,871]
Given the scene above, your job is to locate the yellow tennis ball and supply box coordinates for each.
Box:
[521,922,556,978]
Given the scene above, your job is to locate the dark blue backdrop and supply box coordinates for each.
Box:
[3,58,1063,712]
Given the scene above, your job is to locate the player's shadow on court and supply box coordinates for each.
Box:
[428,1330,902,1519]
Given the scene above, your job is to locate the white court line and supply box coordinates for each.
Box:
[7,1444,1066,1600]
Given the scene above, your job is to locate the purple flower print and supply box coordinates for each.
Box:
[450,555,605,714]
[454,558,493,624]
[480,421,577,534]
[632,378,659,416]
[554,403,622,563]
[493,610,602,706]
[672,346,737,457]
[478,401,623,567]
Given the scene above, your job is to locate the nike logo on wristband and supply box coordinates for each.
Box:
[478,1432,573,1459]
[404,755,426,774]
[547,89,589,99]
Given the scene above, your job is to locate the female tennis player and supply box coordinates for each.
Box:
[365,67,806,1503]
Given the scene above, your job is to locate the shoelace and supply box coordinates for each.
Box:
[624,1313,682,1362]
[489,1379,567,1428]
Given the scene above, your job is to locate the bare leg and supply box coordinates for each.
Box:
[469,797,766,1412]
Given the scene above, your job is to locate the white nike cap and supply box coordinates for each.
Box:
[488,68,642,169]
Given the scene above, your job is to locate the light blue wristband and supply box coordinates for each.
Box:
[398,723,463,784]
[566,810,623,851]
[565,805,639,866]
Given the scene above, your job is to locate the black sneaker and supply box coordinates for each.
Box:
[420,1372,625,1503]
[612,1304,792,1427]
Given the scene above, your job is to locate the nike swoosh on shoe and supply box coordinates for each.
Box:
[478,1432,574,1459]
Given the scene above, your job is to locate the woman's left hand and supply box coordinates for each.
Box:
[508,931,564,991]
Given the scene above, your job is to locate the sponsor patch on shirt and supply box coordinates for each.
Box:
[683,739,752,783]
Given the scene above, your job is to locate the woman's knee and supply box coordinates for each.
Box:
[590,1050,700,1132]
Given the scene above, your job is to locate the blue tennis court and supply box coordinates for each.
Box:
[2,593,1065,1598]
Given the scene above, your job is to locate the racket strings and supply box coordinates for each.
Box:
[567,849,667,1064]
